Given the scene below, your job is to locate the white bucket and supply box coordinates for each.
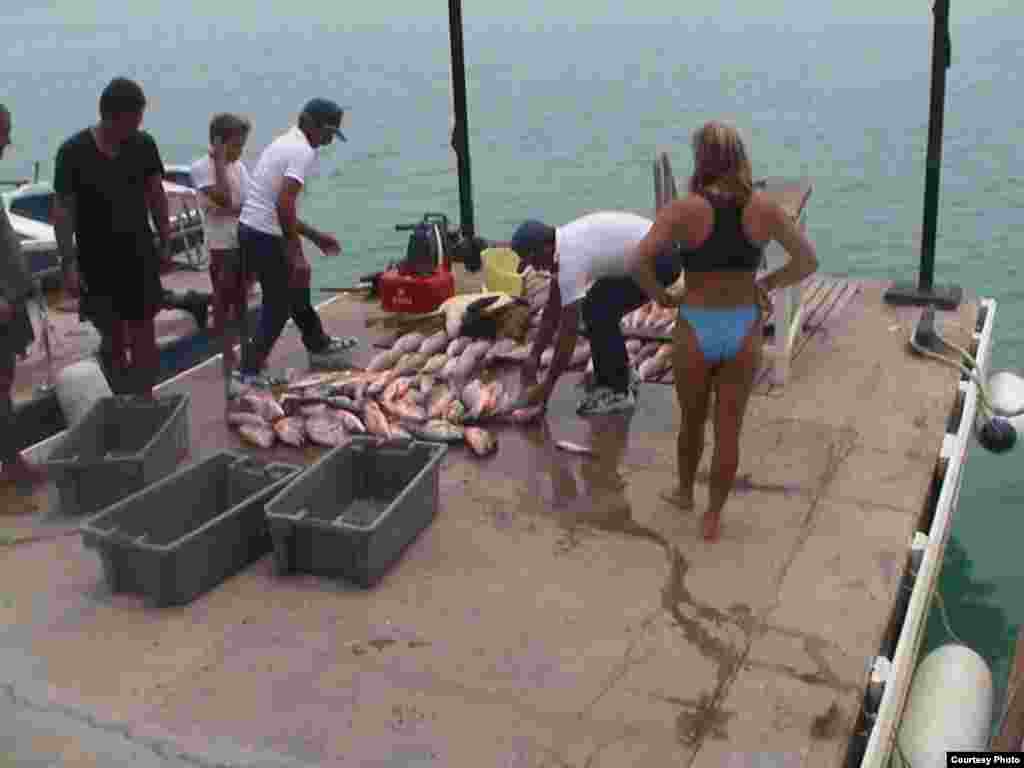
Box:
[55,359,113,426]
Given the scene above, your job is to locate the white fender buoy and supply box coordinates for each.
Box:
[55,359,112,427]
[988,370,1024,433]
[896,643,993,767]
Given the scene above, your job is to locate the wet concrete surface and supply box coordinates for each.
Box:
[0,276,977,766]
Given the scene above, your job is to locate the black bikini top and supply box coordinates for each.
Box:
[681,192,763,273]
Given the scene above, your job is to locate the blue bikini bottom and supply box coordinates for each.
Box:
[677,305,759,364]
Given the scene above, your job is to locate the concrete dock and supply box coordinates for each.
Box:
[0,256,981,765]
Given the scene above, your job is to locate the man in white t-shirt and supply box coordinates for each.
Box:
[510,213,682,415]
[236,98,356,387]
[190,112,254,393]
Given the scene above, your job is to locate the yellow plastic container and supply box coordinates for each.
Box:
[482,247,523,296]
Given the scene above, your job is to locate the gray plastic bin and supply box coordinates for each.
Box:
[80,452,302,607]
[42,394,191,516]
[265,437,447,588]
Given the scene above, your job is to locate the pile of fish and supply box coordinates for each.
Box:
[227,276,681,456]
[227,331,548,458]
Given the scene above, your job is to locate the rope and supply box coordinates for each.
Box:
[932,589,965,647]
[908,329,996,418]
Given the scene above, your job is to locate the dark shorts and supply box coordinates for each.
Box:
[78,239,164,325]
[208,248,252,331]
[0,302,35,360]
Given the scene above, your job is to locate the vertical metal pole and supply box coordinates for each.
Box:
[448,0,475,239]
[918,0,951,292]
[883,0,961,309]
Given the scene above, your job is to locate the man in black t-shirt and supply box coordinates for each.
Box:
[52,77,172,397]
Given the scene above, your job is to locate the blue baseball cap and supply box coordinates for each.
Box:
[301,98,347,141]
[509,219,554,262]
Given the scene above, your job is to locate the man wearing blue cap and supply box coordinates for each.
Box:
[510,212,682,415]
[236,97,356,390]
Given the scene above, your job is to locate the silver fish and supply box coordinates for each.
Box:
[440,358,459,380]
[395,352,429,376]
[625,338,644,355]
[485,338,518,363]
[238,423,276,449]
[239,392,285,422]
[492,343,531,364]
[446,336,472,357]
[419,331,449,357]
[556,440,596,455]
[638,344,673,381]
[632,341,661,364]
[402,419,465,444]
[634,303,655,327]
[366,347,404,372]
[422,353,448,375]
[227,411,270,428]
[336,410,366,434]
[300,403,328,417]
[452,341,490,383]
[392,332,426,355]
[305,413,349,447]
[324,395,363,413]
[288,372,340,391]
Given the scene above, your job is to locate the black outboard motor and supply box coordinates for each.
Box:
[396,213,450,276]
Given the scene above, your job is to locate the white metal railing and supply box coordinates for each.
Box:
[858,297,998,768]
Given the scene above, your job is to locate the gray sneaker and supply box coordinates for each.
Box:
[231,369,288,392]
[576,386,615,415]
[308,336,359,370]
[578,388,636,416]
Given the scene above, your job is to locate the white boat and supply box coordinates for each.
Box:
[2,175,206,279]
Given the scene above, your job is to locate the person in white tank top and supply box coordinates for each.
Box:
[508,211,683,415]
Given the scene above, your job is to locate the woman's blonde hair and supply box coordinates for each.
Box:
[689,121,754,207]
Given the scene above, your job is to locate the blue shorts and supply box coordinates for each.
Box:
[678,305,759,364]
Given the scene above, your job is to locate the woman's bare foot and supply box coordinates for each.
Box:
[660,486,695,510]
[702,509,721,542]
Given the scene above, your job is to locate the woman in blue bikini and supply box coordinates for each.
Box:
[631,121,818,541]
